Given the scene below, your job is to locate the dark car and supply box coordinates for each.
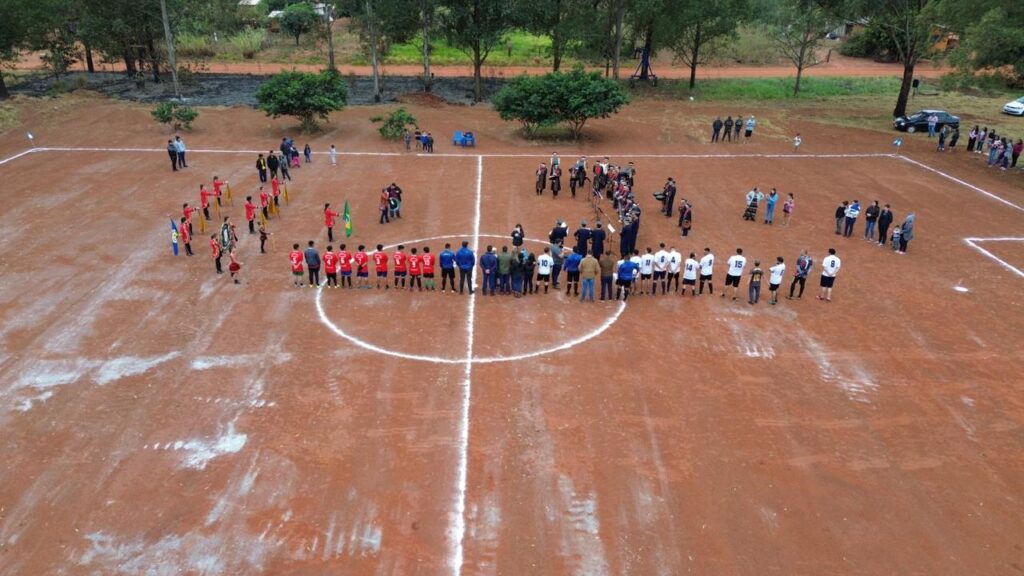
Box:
[893,110,960,133]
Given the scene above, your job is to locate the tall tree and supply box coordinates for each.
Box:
[280,2,319,46]
[521,0,587,71]
[573,0,629,78]
[937,0,1024,83]
[440,0,514,101]
[669,0,748,89]
[0,0,30,98]
[772,0,828,95]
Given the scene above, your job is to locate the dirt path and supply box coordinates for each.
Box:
[15,50,949,80]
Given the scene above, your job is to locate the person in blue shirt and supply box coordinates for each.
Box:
[479,246,498,296]
[439,243,456,293]
[455,240,475,294]
[563,250,583,296]
[616,257,637,301]
[764,188,779,225]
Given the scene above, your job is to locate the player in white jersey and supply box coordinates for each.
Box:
[818,248,841,302]
[682,252,700,296]
[667,247,682,293]
[536,247,554,294]
[699,247,715,295]
[629,250,642,293]
[768,256,785,305]
[639,247,655,295]
[722,247,747,301]
[653,243,670,295]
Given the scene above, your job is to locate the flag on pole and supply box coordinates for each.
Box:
[343,200,352,237]
[170,219,180,256]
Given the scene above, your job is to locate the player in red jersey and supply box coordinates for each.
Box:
[408,247,423,291]
[337,243,354,289]
[182,203,197,235]
[322,244,339,288]
[392,245,408,289]
[178,217,193,256]
[324,203,339,242]
[421,246,436,290]
[210,234,223,274]
[244,196,257,233]
[258,186,270,221]
[289,243,304,287]
[199,185,214,221]
[353,245,370,288]
[271,176,281,207]
[372,244,389,289]
[212,176,226,207]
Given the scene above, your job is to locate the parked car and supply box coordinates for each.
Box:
[893,110,960,133]
[1003,97,1024,116]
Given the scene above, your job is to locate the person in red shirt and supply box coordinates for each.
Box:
[421,246,435,291]
[353,245,370,289]
[324,203,339,242]
[210,234,222,274]
[372,244,389,289]
[408,247,423,291]
[258,186,270,222]
[392,245,407,289]
[322,244,339,288]
[244,196,257,234]
[212,176,226,207]
[289,243,304,287]
[228,248,242,284]
[337,243,354,289]
[178,216,193,256]
[199,185,213,221]
[182,202,196,235]
[271,177,281,207]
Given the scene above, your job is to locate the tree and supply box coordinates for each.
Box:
[937,0,1024,84]
[573,0,629,78]
[521,0,588,71]
[772,0,828,95]
[492,74,560,135]
[152,101,199,130]
[493,69,629,139]
[280,2,319,46]
[0,0,31,98]
[373,107,418,139]
[342,0,418,102]
[440,0,513,102]
[669,0,748,89]
[255,69,348,131]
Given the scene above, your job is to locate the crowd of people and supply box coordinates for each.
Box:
[709,115,758,143]
[937,124,1023,171]
[832,199,916,254]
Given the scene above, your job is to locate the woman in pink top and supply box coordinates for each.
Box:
[782,193,795,227]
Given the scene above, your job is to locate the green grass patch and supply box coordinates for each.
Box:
[0,104,19,133]
[681,76,904,101]
[369,30,564,68]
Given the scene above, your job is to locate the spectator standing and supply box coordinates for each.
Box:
[1011,138,1022,167]
[723,116,734,142]
[304,241,321,287]
[579,252,599,302]
[455,241,475,294]
[330,144,338,165]
[898,213,915,254]
[511,224,524,252]
[949,127,960,151]
[967,126,978,152]
[439,243,456,292]
[937,125,949,151]
[174,135,187,168]
[787,250,812,299]
[256,153,268,183]
[167,140,178,171]
[496,246,513,294]
[764,188,779,225]
[267,150,279,179]
[598,251,615,300]
[403,130,412,152]
[835,201,848,235]
[304,144,312,163]
[927,113,938,138]
[877,204,894,246]
[863,200,880,240]
[733,113,742,140]
[782,193,795,227]
[743,115,756,141]
[480,246,498,296]
[747,260,763,305]
[843,200,861,237]
[711,117,723,142]
[767,257,785,305]
[817,248,841,302]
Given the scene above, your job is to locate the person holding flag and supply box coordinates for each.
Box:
[244,196,257,234]
[271,176,281,208]
[178,217,193,256]
[213,176,226,207]
[259,187,270,222]
[182,203,197,235]
[199,185,214,221]
[324,203,339,242]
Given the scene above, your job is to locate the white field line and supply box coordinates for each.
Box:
[963,238,1024,279]
[449,155,482,576]
[897,155,1024,213]
[0,148,39,165]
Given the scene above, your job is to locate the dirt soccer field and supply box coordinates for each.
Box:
[0,97,1022,575]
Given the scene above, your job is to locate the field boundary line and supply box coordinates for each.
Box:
[963,237,1024,279]
[897,155,1023,213]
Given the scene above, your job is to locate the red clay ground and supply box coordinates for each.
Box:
[0,96,1022,575]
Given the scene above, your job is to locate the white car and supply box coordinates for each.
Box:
[1003,97,1024,116]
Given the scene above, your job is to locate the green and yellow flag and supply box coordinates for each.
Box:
[343,200,353,237]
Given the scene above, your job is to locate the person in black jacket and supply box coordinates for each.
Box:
[876,204,894,247]
[549,219,568,245]
[256,154,268,183]
[863,200,881,240]
[574,220,591,255]
[590,222,606,256]
[167,140,178,171]
[711,117,723,142]
[267,151,280,180]
[723,116,734,142]
[834,201,848,235]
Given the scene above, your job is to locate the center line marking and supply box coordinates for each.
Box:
[450,154,482,576]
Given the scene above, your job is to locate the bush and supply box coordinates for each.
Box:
[255,69,348,132]
[494,68,629,139]
[373,107,418,140]
[492,74,559,135]
[229,28,266,59]
[175,33,217,60]
[152,102,199,130]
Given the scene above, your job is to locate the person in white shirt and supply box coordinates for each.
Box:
[667,247,682,293]
[682,252,700,296]
[818,248,841,302]
[653,243,670,295]
[699,247,715,295]
[722,247,747,301]
[536,247,554,294]
[768,256,785,305]
[638,248,656,295]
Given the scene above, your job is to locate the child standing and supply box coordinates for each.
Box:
[748,260,763,305]
[782,193,794,227]
[289,243,304,286]
[304,144,312,163]
[323,245,339,288]
[793,133,802,152]
[330,144,338,166]
[891,225,902,252]
[768,256,785,305]
[228,249,242,284]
